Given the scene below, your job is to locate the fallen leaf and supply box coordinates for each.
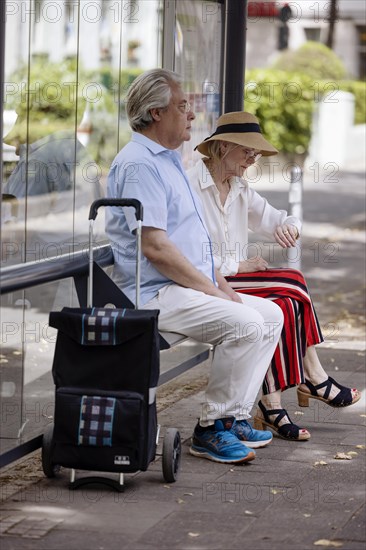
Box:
[347,451,358,457]
[270,488,284,494]
[313,540,342,548]
[244,510,254,515]
[177,498,185,504]
[188,532,200,538]
[314,461,328,466]
[356,445,366,449]
[334,452,352,460]
[303,514,311,517]
[163,485,171,489]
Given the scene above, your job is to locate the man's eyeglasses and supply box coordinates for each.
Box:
[177,102,192,114]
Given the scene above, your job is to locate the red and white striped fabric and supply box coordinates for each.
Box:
[226,268,323,394]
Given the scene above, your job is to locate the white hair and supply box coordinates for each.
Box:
[126,69,183,131]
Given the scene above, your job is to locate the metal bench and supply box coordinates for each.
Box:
[0,244,210,467]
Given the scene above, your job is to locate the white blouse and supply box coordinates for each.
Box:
[187,159,302,276]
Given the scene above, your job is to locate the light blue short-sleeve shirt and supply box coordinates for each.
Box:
[105,133,215,306]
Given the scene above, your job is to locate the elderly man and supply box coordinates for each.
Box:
[106,69,283,464]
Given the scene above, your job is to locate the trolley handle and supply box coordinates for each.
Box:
[88,198,143,309]
[89,198,143,222]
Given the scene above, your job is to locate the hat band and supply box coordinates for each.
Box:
[204,122,261,141]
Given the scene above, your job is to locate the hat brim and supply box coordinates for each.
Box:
[195,132,278,157]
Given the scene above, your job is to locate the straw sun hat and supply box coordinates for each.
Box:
[195,111,278,158]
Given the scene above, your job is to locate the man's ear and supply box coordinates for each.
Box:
[150,108,161,122]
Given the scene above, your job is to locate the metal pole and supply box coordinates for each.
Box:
[223,0,247,113]
[162,0,176,70]
[135,220,142,310]
[88,220,94,307]
[287,166,303,270]
[0,0,6,194]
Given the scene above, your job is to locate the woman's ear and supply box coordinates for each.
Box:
[220,142,228,154]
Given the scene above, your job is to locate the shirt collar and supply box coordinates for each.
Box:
[131,131,171,156]
[197,158,247,191]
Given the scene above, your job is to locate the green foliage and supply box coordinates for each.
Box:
[245,63,365,156]
[7,58,85,118]
[272,41,347,81]
[337,80,366,125]
[5,58,96,144]
[244,69,315,155]
[4,57,143,167]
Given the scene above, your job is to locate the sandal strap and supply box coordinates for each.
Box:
[258,401,305,439]
[327,377,353,406]
[304,378,332,400]
[258,401,291,428]
[278,423,301,439]
[304,377,353,406]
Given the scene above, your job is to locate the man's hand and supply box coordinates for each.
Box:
[215,270,242,303]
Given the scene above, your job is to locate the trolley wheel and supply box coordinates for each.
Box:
[162,428,181,483]
[42,424,60,478]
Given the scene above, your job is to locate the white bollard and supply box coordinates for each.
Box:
[287,166,303,270]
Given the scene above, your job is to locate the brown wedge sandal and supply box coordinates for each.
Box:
[253,401,310,441]
[297,377,361,408]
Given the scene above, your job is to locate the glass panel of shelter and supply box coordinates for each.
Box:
[0,0,164,449]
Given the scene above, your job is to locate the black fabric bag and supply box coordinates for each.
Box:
[49,306,160,473]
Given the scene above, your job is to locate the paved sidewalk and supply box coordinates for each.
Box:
[0,346,365,550]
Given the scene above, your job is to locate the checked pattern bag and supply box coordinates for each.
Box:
[81,308,126,345]
[78,395,116,446]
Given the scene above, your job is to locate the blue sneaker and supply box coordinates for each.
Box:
[189,419,256,464]
[231,419,273,449]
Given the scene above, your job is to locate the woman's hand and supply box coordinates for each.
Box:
[274,224,299,248]
[238,256,268,273]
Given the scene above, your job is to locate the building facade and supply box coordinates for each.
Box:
[246,0,366,79]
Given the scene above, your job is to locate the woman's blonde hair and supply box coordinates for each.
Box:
[205,140,238,160]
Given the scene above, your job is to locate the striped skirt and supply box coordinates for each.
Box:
[226,268,323,394]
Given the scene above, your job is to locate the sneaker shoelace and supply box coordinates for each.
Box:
[234,420,253,438]
[204,430,237,451]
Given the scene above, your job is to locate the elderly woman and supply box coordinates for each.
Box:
[187,111,361,441]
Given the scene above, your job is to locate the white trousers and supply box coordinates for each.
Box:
[143,284,283,425]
